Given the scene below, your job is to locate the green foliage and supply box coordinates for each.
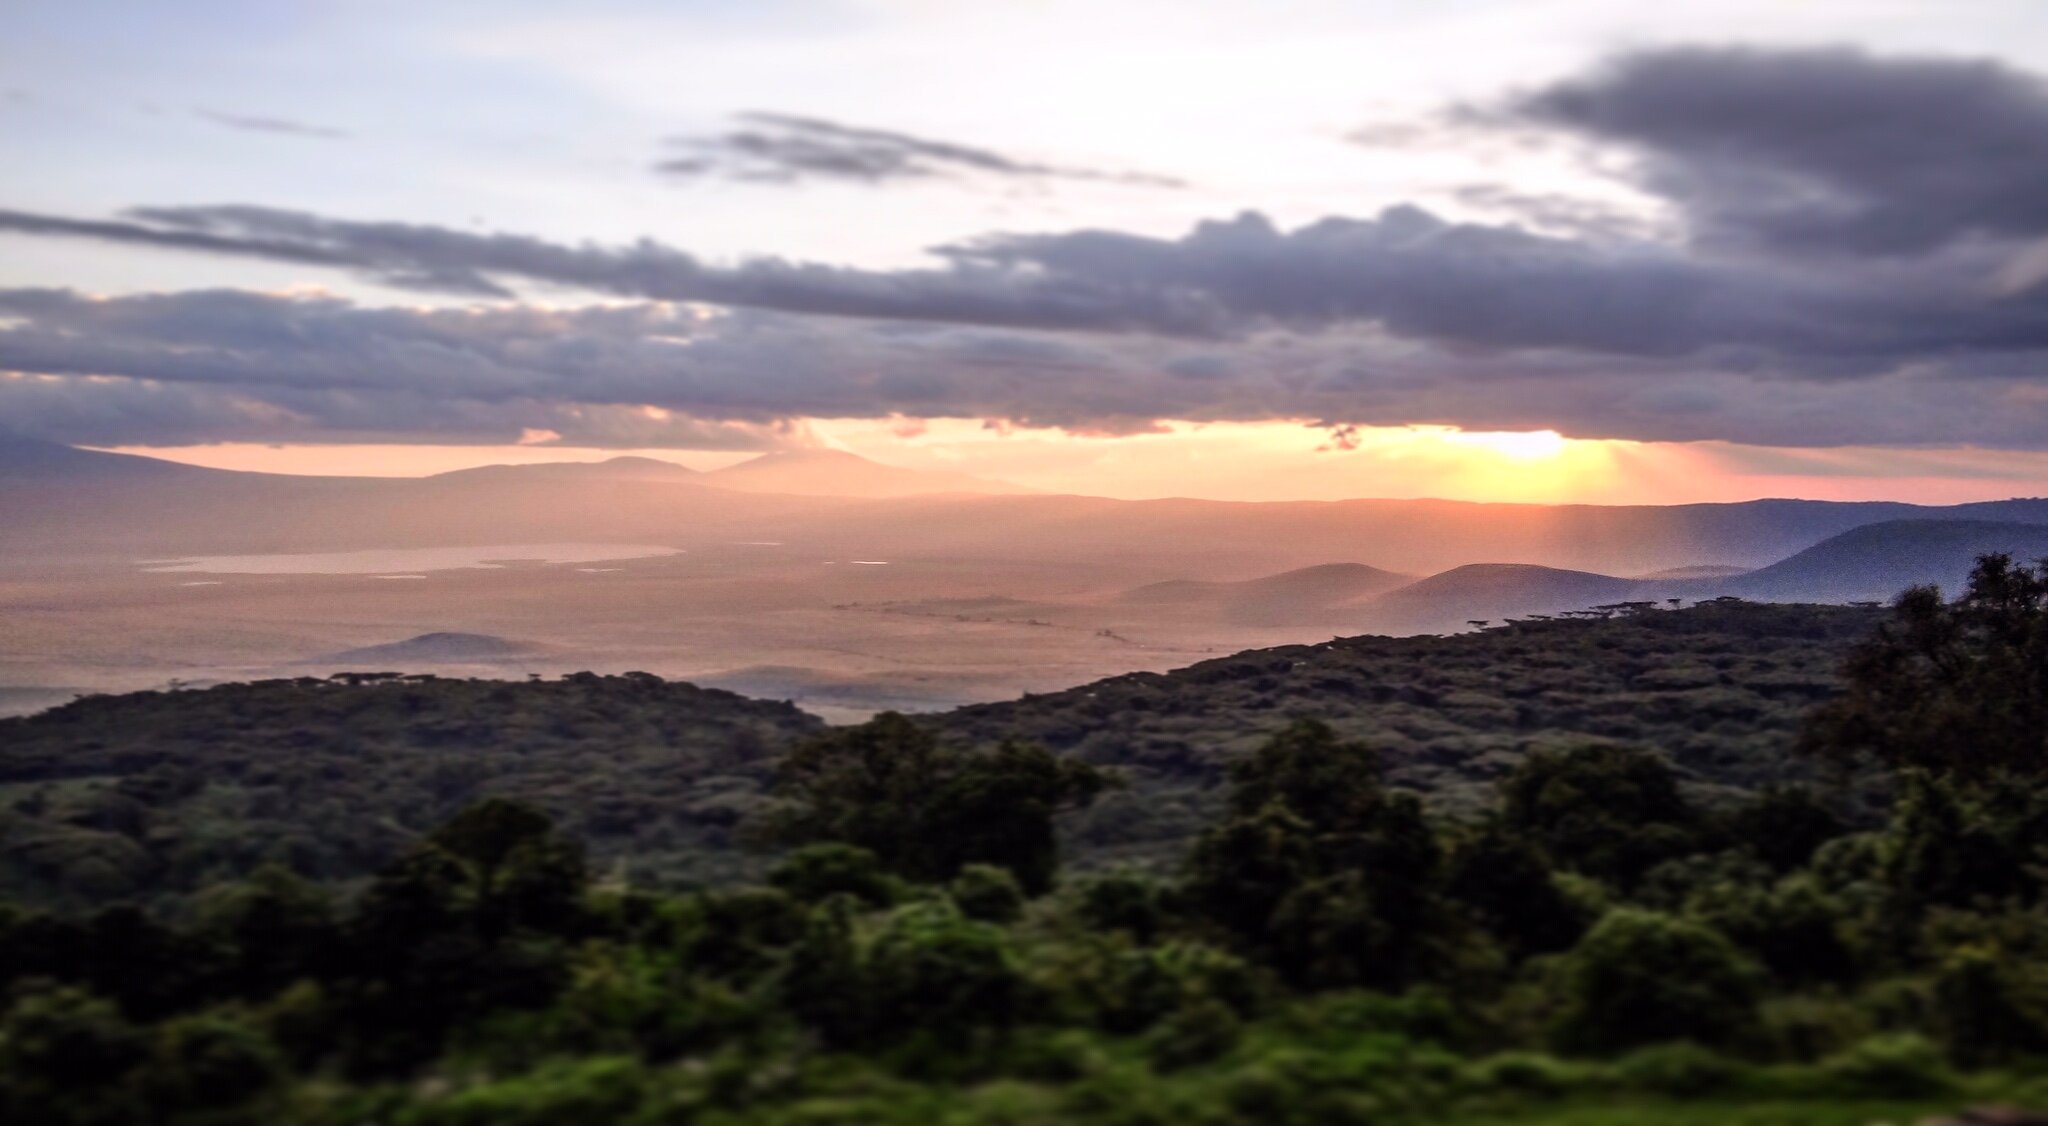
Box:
[1803,553,2048,777]
[1553,908,1763,1054]
[0,672,823,909]
[397,1055,647,1126]
[6,583,2048,1120]
[1929,945,2048,1067]
[951,864,1026,924]
[1501,744,1702,888]
[767,713,1110,893]
[770,843,901,907]
[1446,821,1595,959]
[0,984,147,1124]
[1184,721,1467,989]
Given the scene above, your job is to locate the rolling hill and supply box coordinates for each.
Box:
[1725,518,2048,602]
[1355,563,1666,633]
[425,456,701,484]
[1113,562,1413,624]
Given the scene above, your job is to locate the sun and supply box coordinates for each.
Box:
[1442,429,1570,461]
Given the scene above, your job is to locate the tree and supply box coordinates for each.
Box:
[766,714,1110,893]
[1501,744,1701,888]
[1445,821,1593,959]
[1554,908,1763,1054]
[1183,720,1461,988]
[1802,553,2048,777]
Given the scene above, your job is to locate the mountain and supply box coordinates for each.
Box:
[1726,519,2048,602]
[1357,563,1659,633]
[1115,562,1413,625]
[0,434,215,480]
[6,438,2048,580]
[701,449,1036,498]
[931,601,1886,858]
[427,456,700,484]
[322,632,537,665]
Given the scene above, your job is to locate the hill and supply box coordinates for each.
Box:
[7,439,2048,577]
[1354,563,1663,634]
[1113,562,1413,624]
[0,433,216,481]
[426,455,700,484]
[933,600,1887,867]
[1725,518,2048,602]
[702,448,1036,498]
[0,602,1888,904]
[321,632,537,665]
[0,674,824,908]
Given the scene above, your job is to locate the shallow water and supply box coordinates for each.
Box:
[141,543,684,575]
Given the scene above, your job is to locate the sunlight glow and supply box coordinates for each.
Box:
[104,418,2048,507]
[1441,428,1569,461]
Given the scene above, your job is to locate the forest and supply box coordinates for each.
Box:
[3,557,2048,1123]
[0,600,1887,910]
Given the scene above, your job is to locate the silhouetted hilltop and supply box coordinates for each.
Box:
[703,448,1036,497]
[1357,563,1659,633]
[322,632,537,664]
[0,434,214,480]
[427,456,700,484]
[1726,518,2048,602]
[0,673,825,907]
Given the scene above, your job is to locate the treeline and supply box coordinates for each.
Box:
[2,556,2047,1123]
[0,600,1886,913]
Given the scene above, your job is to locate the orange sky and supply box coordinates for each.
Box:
[110,419,2048,506]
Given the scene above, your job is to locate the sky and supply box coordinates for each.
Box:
[4,0,2048,503]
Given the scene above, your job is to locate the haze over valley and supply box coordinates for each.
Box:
[7,436,2045,721]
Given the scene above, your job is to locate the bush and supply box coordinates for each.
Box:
[1461,1050,1594,1096]
[398,1056,647,1126]
[951,865,1026,924]
[1815,1032,1955,1098]
[1553,909,1763,1055]
[769,843,900,907]
[1609,1041,1746,1096]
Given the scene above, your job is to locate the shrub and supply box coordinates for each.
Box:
[1609,1041,1746,1096]
[1553,909,1763,1055]
[951,865,1026,924]
[1816,1032,1955,1098]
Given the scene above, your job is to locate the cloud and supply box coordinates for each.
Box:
[6,47,2048,451]
[3,286,2047,452]
[657,111,1184,187]
[1508,46,2048,258]
[11,199,2031,366]
[195,109,351,139]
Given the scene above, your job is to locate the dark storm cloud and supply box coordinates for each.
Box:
[17,200,2044,365]
[1511,46,2048,257]
[4,286,2047,451]
[8,46,2048,450]
[195,109,351,139]
[657,112,1185,187]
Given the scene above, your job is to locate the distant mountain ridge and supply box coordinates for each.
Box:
[0,434,217,480]
[1724,519,2048,603]
[4,437,2048,581]
[701,449,1037,498]
[428,457,700,484]
[322,632,538,665]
